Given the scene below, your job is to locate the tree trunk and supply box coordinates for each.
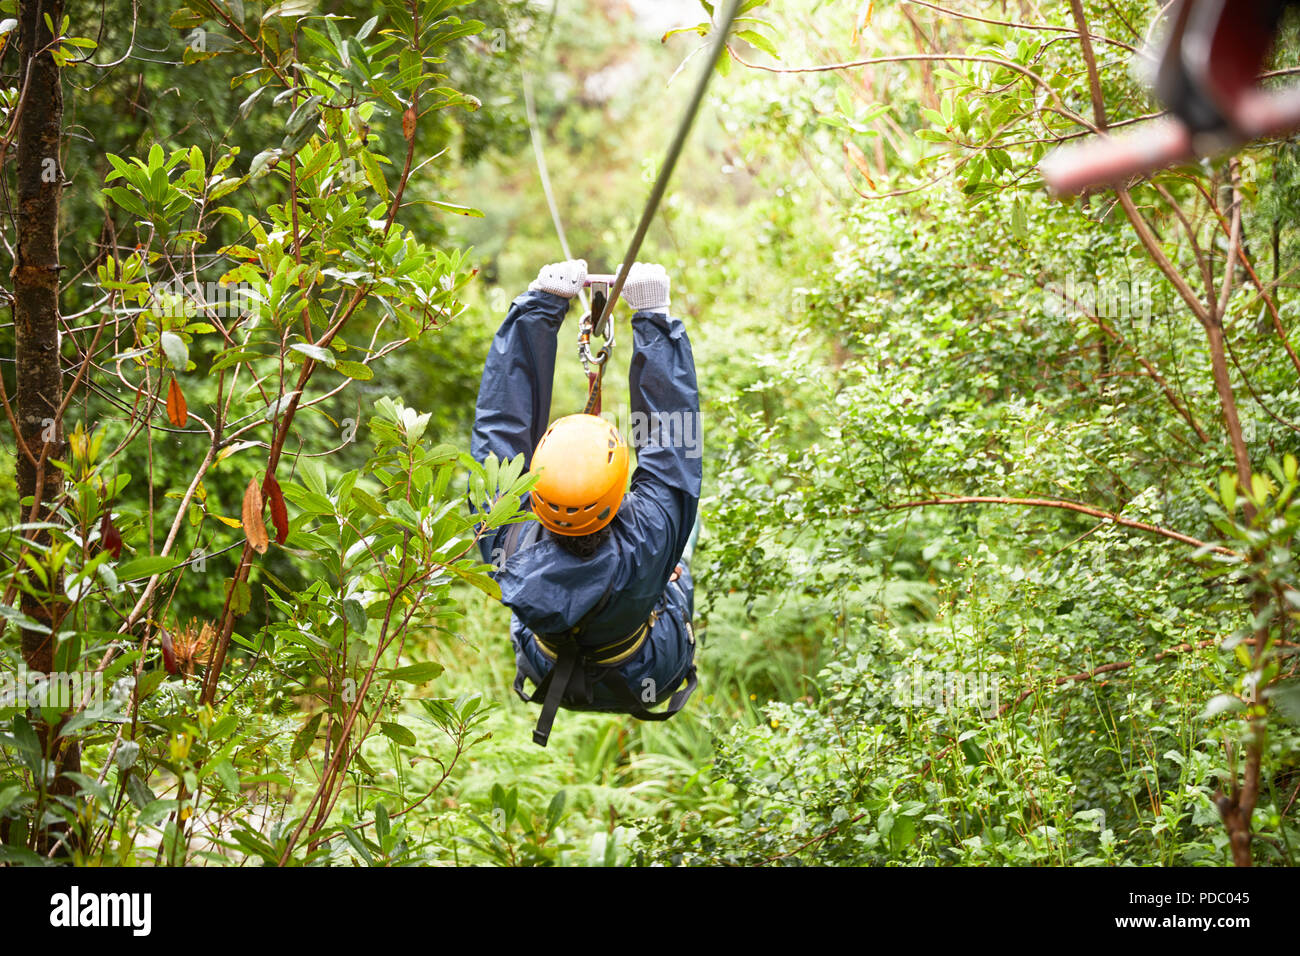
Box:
[13,0,78,808]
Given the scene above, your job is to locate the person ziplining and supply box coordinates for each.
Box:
[471,260,701,747]
[465,0,741,745]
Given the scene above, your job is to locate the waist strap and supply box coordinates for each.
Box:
[533,611,656,667]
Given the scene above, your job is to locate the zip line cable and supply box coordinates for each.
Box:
[520,2,588,311]
[523,1,744,326]
[522,72,588,315]
[522,75,573,262]
[599,0,743,328]
[519,0,742,414]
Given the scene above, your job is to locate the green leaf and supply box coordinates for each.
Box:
[1010,200,1027,240]
[387,499,421,530]
[0,604,51,635]
[281,121,317,158]
[360,150,388,200]
[663,23,710,41]
[116,555,181,581]
[299,456,328,497]
[249,148,282,179]
[238,86,266,121]
[160,332,188,371]
[62,771,110,804]
[291,712,323,761]
[334,360,373,380]
[214,758,240,794]
[0,784,24,816]
[285,94,323,135]
[382,661,444,684]
[546,789,567,832]
[136,668,167,700]
[104,186,148,218]
[264,391,300,422]
[424,198,483,217]
[226,578,252,616]
[486,493,520,529]
[290,342,336,366]
[342,598,368,634]
[342,823,374,864]
[735,29,778,58]
[452,565,501,599]
[138,798,180,828]
[10,716,42,758]
[380,721,416,747]
[264,0,314,19]
[210,714,240,741]
[125,771,156,810]
[1219,472,1237,513]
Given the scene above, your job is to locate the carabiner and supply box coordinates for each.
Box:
[578,278,614,374]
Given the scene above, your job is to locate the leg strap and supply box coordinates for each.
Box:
[606,665,698,721]
[513,634,698,746]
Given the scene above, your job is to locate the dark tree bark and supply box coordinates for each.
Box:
[13,0,79,807]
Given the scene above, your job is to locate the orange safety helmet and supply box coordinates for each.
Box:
[529,414,629,536]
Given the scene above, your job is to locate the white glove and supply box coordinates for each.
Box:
[620,262,670,314]
[529,259,587,298]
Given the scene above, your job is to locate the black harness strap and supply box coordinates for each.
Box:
[516,639,698,746]
[606,664,698,722]
[517,659,698,745]
[499,517,529,564]
[530,636,580,747]
[519,581,616,748]
[515,586,698,746]
[535,616,648,665]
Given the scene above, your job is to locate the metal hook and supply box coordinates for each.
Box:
[578,278,614,374]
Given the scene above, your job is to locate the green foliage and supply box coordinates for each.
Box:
[4,0,1300,868]
[0,0,542,865]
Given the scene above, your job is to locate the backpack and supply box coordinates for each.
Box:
[497,521,697,746]
[512,582,697,747]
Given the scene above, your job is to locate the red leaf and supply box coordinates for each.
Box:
[100,511,123,559]
[263,473,289,545]
[159,627,178,675]
[166,377,188,427]
[241,478,269,554]
[843,140,877,191]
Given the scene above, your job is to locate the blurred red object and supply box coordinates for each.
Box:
[1041,0,1300,195]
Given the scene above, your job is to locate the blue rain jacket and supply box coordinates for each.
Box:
[471,289,702,708]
